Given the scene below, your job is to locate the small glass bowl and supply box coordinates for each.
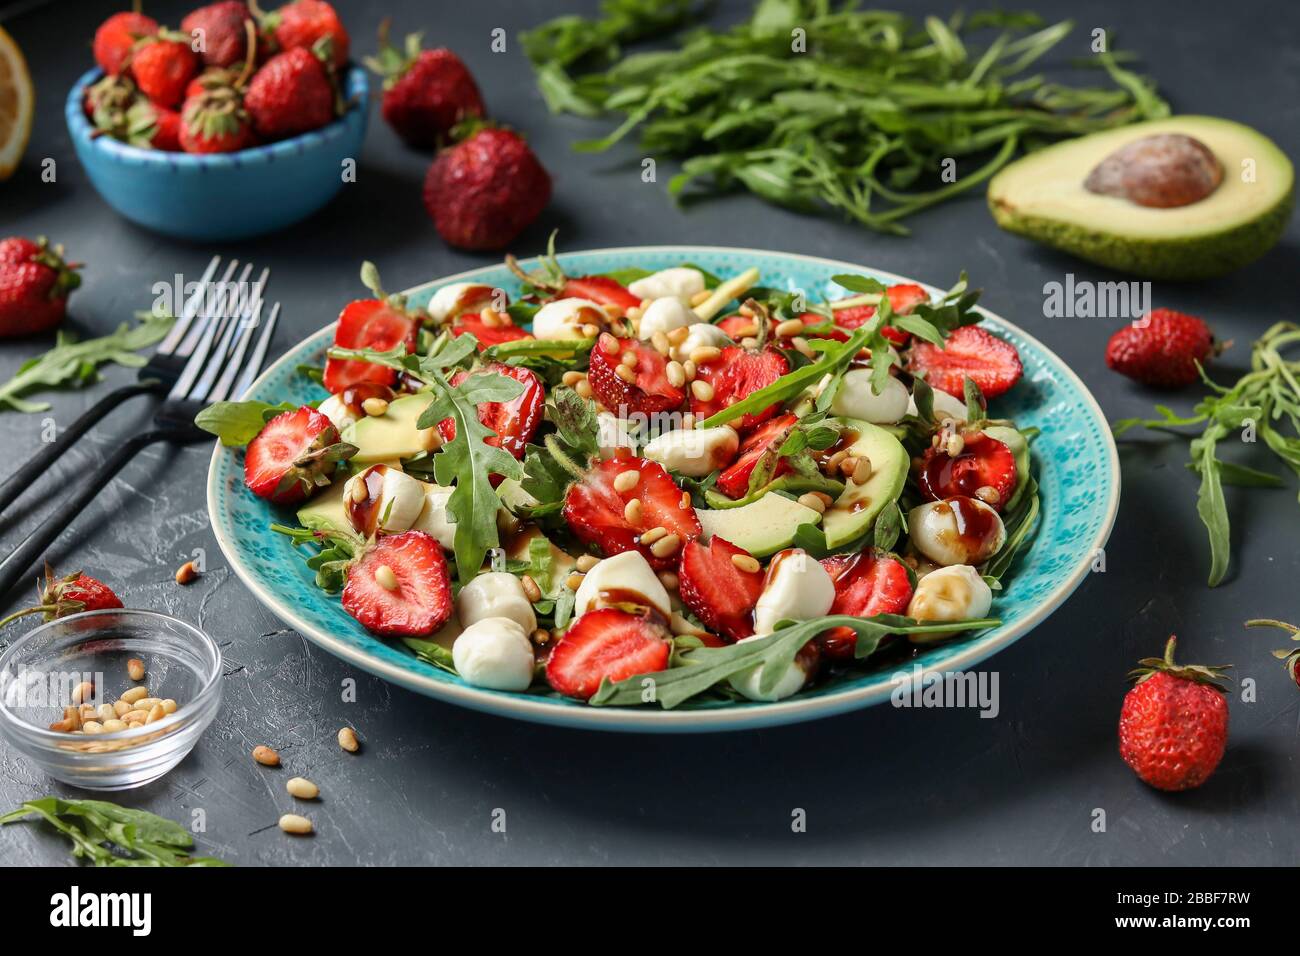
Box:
[0,610,222,790]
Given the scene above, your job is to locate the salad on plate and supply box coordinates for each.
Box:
[198,239,1040,709]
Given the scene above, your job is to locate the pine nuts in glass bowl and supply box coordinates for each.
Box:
[0,609,222,790]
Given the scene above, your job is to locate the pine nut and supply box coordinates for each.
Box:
[79,704,95,720]
[279,813,313,835]
[813,492,835,508]
[838,456,859,478]
[97,703,115,722]
[974,485,1000,505]
[161,699,178,714]
[581,323,601,338]
[613,469,640,492]
[361,396,389,417]
[531,628,551,645]
[620,351,637,368]
[375,564,399,592]
[287,777,319,800]
[852,456,873,484]
[520,574,542,603]
[945,433,965,457]
[665,361,686,388]
[651,331,670,355]
[740,337,759,350]
[253,745,280,767]
[70,681,94,704]
[681,413,696,429]
[658,571,680,590]
[565,572,585,591]
[174,560,199,584]
[679,491,691,510]
[113,700,130,717]
[48,718,76,733]
[650,533,681,558]
[639,526,667,545]
[798,492,828,513]
[479,308,503,328]
[125,708,152,722]
[350,477,369,502]
[337,727,360,753]
[598,333,620,355]
[146,704,165,724]
[575,379,593,399]
[562,370,584,387]
[775,318,805,338]
[575,554,600,572]
[690,380,714,401]
[615,364,637,384]
[667,326,690,345]
[738,303,756,317]
[731,553,761,573]
[83,721,103,735]
[602,304,623,321]
[623,498,643,524]
[127,658,146,681]
[682,360,697,381]
[626,306,643,322]
[825,450,849,472]
[120,686,148,704]
[733,324,758,338]
[791,336,816,359]
[690,346,721,364]
[134,698,162,711]
[101,719,127,733]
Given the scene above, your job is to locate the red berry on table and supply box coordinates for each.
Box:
[267,0,349,67]
[342,531,452,637]
[365,23,484,149]
[678,536,766,642]
[244,47,335,141]
[93,10,159,76]
[587,335,685,418]
[181,1,254,68]
[907,324,1023,400]
[243,405,348,505]
[689,345,789,433]
[545,607,671,701]
[179,87,256,153]
[1118,636,1230,792]
[130,37,200,109]
[0,236,81,338]
[1105,308,1216,388]
[422,128,552,251]
[818,549,913,660]
[0,565,123,631]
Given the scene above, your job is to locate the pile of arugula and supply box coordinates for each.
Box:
[2,797,227,866]
[521,0,1168,233]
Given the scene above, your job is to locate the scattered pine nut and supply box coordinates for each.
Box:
[651,331,671,355]
[679,491,691,510]
[682,360,697,381]
[825,450,849,473]
[665,361,686,388]
[145,704,165,724]
[658,571,680,590]
[161,698,178,714]
[639,526,667,545]
[791,336,816,359]
[375,564,400,592]
[286,777,320,800]
[623,498,644,524]
[83,721,103,735]
[613,469,640,492]
[479,308,503,328]
[650,533,682,558]
[101,719,127,733]
[852,457,873,485]
[575,554,600,573]
[113,700,130,718]
[175,561,199,585]
[798,492,828,513]
[531,628,551,645]
[813,491,835,508]
[361,396,389,417]
[974,485,1000,505]
[691,379,715,402]
[96,703,116,722]
[562,370,585,387]
[278,813,313,835]
[690,345,721,364]
[565,571,585,591]
[70,681,94,705]
[337,727,360,754]
[520,575,542,603]
[945,433,965,457]
[667,326,690,345]
[581,323,601,338]
[598,333,620,355]
[775,318,805,338]
[615,363,637,384]
[574,379,593,399]
[730,553,761,573]
[253,745,281,767]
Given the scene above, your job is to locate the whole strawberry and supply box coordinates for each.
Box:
[181,0,254,68]
[422,128,552,251]
[244,47,335,141]
[130,34,200,108]
[180,86,256,153]
[93,10,159,76]
[1106,308,1217,388]
[0,565,123,630]
[364,23,484,149]
[1119,636,1230,792]
[0,237,81,338]
[264,0,348,67]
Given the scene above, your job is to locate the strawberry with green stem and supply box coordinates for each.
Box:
[178,22,258,153]
[1245,619,1300,687]
[0,237,81,338]
[0,565,123,630]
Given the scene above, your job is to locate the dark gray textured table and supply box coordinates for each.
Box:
[1,0,1297,866]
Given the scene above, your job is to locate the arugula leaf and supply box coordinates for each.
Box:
[195,399,300,447]
[2,797,227,866]
[983,477,1039,582]
[521,387,601,507]
[403,637,458,674]
[272,523,361,591]
[0,314,174,413]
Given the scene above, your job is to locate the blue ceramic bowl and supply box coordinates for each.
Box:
[66,66,369,241]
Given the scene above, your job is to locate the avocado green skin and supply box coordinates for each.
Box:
[989,185,1294,280]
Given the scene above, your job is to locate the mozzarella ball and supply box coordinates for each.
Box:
[641,426,739,477]
[908,497,1007,567]
[669,322,732,363]
[727,641,815,702]
[752,548,835,636]
[410,484,457,549]
[532,298,605,340]
[628,267,705,306]
[907,386,968,422]
[456,571,538,635]
[318,393,359,432]
[906,565,992,633]
[637,297,698,340]
[596,411,640,459]
[452,617,535,691]
[830,369,910,424]
[343,465,427,535]
[428,282,497,324]
[574,551,672,619]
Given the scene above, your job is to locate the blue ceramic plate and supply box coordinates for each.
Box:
[207,247,1119,732]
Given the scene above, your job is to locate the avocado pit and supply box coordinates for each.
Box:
[1084,133,1223,208]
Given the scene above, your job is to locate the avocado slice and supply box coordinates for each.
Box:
[342,393,438,464]
[703,472,844,510]
[296,480,351,536]
[697,492,823,558]
[982,425,1031,512]
[821,419,909,549]
[988,116,1293,279]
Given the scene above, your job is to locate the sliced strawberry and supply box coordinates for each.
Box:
[587,335,686,418]
[438,363,544,460]
[560,276,641,312]
[243,406,342,505]
[342,531,453,637]
[916,431,1018,510]
[818,549,913,661]
[790,317,850,345]
[717,314,757,339]
[678,536,765,642]
[907,325,1023,400]
[323,299,420,393]
[451,313,534,351]
[545,607,671,700]
[690,346,789,432]
[833,284,929,346]
[715,413,797,499]
[563,455,701,570]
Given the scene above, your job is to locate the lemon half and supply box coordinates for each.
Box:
[0,24,34,181]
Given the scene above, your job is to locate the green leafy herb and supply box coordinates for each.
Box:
[982,476,1039,582]
[196,399,299,447]
[0,314,174,413]
[272,523,361,591]
[521,387,602,509]
[523,2,1166,234]
[1,797,227,866]
[403,637,458,674]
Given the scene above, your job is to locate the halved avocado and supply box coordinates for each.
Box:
[982,425,1030,512]
[821,419,909,550]
[988,116,1293,279]
[296,480,350,535]
[342,393,438,464]
[703,473,844,510]
[697,492,823,558]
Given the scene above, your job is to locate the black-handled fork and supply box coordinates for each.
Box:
[0,255,269,517]
[0,286,281,598]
